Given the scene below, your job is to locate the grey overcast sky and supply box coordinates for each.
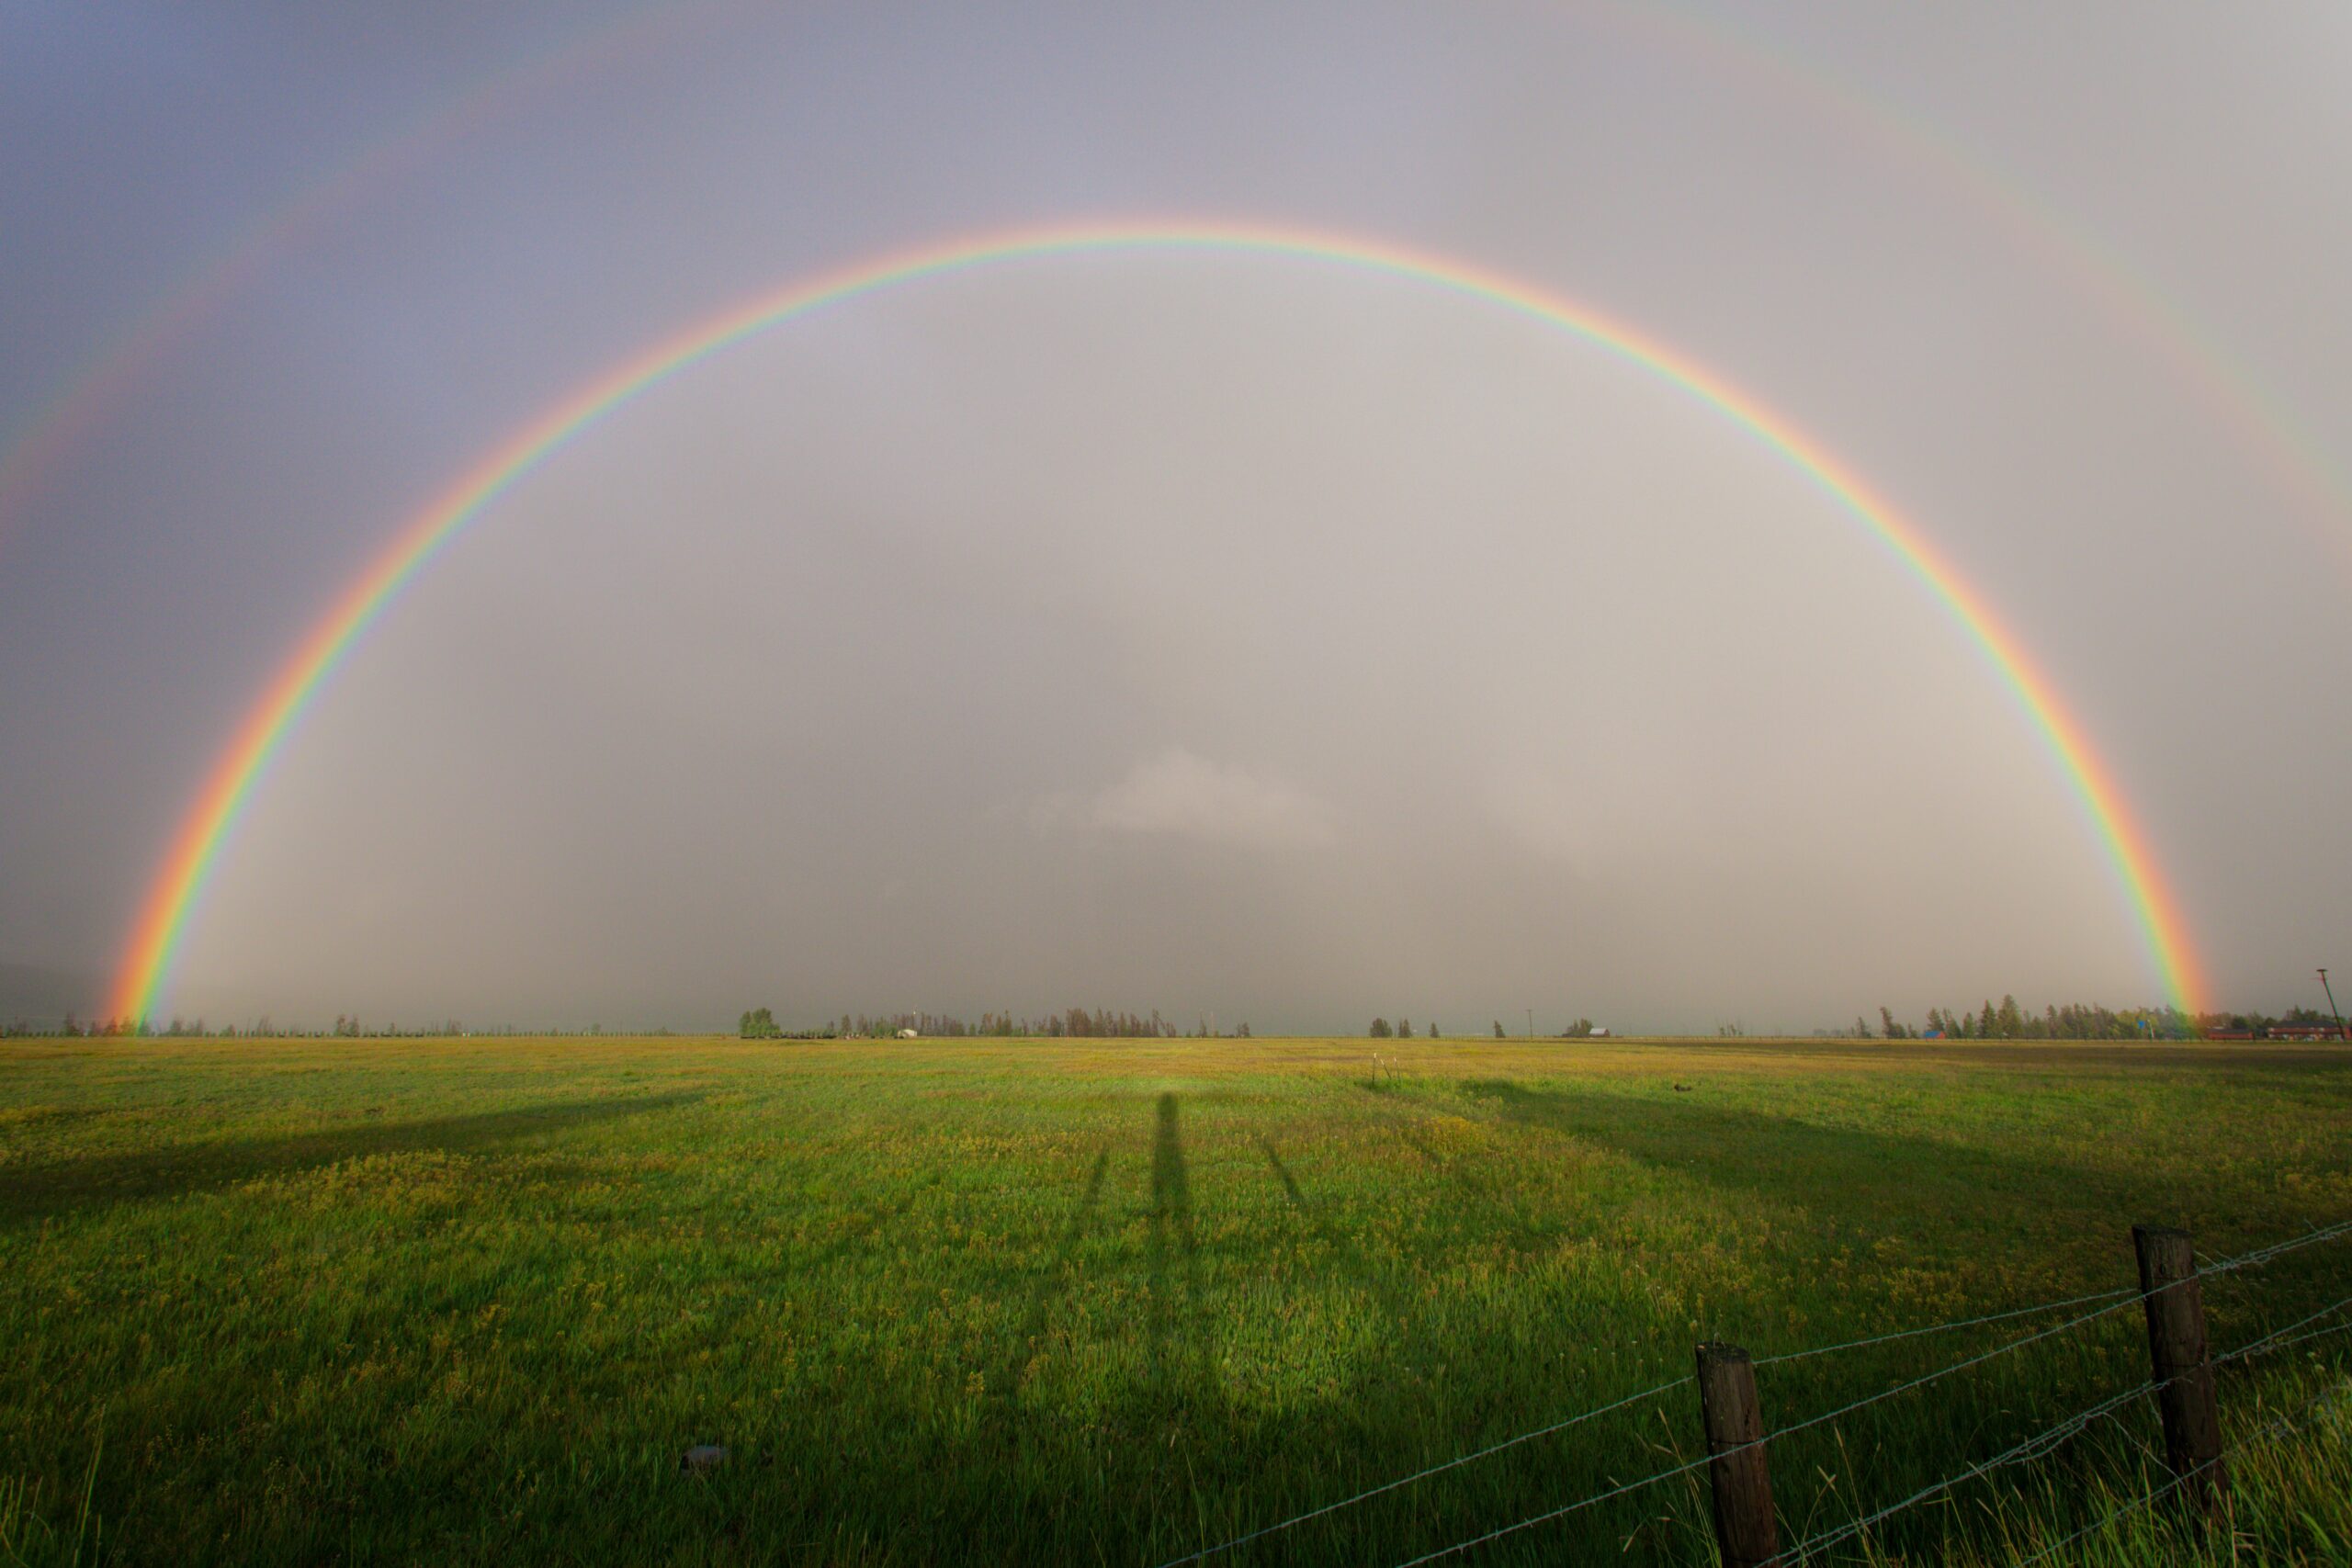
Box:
[2,2,2346,1032]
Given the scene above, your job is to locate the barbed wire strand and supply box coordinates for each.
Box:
[2229,1316,2352,1362]
[1786,1292,2352,1564]
[1166,1282,2160,1567]
[2217,1291,2352,1368]
[1159,1217,2352,1567]
[1754,1284,2135,1369]
[1376,1223,2352,1568]
[1385,1287,2170,1568]
[2010,1377,2350,1567]
[1744,1213,2352,1373]
[2195,1213,2352,1271]
[1781,1380,2165,1564]
[2203,1215,2352,1278]
[1150,1373,1692,1568]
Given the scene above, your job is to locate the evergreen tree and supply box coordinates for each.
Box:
[1997,994,2026,1039]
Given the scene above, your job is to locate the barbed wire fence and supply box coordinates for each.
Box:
[2009,1375,2351,1567]
[1151,1215,2352,1568]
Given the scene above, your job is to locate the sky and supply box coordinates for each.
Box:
[1,1,2347,1034]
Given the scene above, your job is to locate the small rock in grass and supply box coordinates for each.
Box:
[680,1444,729,1473]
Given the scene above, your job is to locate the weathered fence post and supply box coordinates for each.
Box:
[2132,1224,2226,1517]
[1695,1342,1781,1568]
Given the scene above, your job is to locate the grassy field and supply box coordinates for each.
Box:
[2,1034,2348,1565]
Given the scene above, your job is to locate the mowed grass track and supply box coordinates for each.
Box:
[2,1036,2348,1565]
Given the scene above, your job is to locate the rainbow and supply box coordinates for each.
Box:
[9,4,2346,592]
[106,219,2210,1022]
[1610,1,2352,568]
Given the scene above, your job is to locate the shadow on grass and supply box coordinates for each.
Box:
[1148,1093,1202,1391]
[1390,1123,1549,1247]
[0,1091,702,1226]
[1259,1135,1441,1340]
[1457,1078,2123,1233]
[1259,1138,1305,1207]
[1007,1146,1111,1357]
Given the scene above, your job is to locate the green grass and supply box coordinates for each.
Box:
[2,1035,2347,1564]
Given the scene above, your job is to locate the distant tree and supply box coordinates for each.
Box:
[1427,1021,1440,1039]
[1397,1019,1413,1039]
[1562,1018,1594,1038]
[1238,1022,1251,1038]
[1997,994,2026,1039]
[1977,1000,1998,1039]
[1368,1018,1393,1039]
[741,1007,780,1039]
[1855,1016,1871,1039]
[1493,1020,1506,1038]
[1879,1007,1902,1040]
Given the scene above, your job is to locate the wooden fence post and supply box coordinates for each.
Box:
[2132,1224,2226,1517]
[1695,1342,1781,1568]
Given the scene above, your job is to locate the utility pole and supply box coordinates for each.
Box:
[2323,968,2346,1042]
[1526,1007,1535,1040]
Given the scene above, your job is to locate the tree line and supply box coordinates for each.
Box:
[8,1014,658,1040]
[740,1007,1252,1041]
[1861,998,2343,1042]
[11,994,2338,1043]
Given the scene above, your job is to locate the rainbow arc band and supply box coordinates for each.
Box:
[106,220,2206,1022]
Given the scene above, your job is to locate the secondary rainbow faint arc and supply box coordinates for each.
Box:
[0,0,740,541]
[11,5,2345,586]
[106,219,2210,1022]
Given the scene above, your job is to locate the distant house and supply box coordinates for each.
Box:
[2267,1021,2345,1041]
[898,1027,920,1039]
[1589,1026,1610,1038]
[2203,1028,2256,1041]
